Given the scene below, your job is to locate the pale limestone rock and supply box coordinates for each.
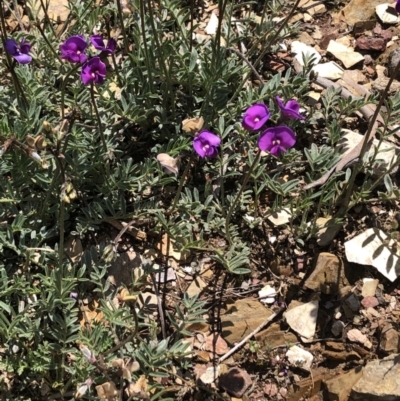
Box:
[267,209,293,226]
[291,41,321,66]
[347,328,373,349]
[258,285,277,304]
[327,40,364,68]
[286,345,313,370]
[345,228,400,282]
[312,61,344,80]
[362,278,379,297]
[284,300,319,342]
[376,3,399,24]
[205,12,219,35]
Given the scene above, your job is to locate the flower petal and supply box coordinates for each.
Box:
[284,100,300,114]
[242,103,270,130]
[91,35,106,51]
[275,126,296,148]
[205,146,219,158]
[13,53,32,64]
[193,137,207,158]
[5,39,18,56]
[198,131,221,147]
[258,128,275,151]
[19,39,31,54]
[107,38,117,53]
[275,96,286,110]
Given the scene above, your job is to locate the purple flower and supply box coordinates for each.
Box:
[90,35,117,54]
[60,35,87,64]
[193,131,221,158]
[276,96,305,120]
[396,0,400,13]
[81,57,106,85]
[242,103,270,131]
[5,38,32,64]
[258,126,296,157]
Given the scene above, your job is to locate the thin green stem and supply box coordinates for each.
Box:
[225,149,261,245]
[116,0,129,54]
[90,84,108,155]
[61,64,81,120]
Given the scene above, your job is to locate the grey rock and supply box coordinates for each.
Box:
[388,47,400,80]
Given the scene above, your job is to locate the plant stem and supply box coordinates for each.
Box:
[90,83,108,155]
[225,149,261,245]
[60,64,81,120]
[139,0,154,92]
[116,0,129,54]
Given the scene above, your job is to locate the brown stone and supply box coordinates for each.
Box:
[380,326,400,353]
[221,299,273,344]
[339,0,390,26]
[356,37,386,51]
[218,367,252,398]
[324,367,363,401]
[304,253,349,294]
[255,323,298,347]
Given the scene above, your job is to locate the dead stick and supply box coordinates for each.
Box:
[219,309,282,363]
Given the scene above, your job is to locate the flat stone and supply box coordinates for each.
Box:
[324,367,363,401]
[388,47,400,80]
[291,41,321,66]
[347,328,373,349]
[258,284,277,304]
[221,299,273,344]
[373,64,400,93]
[351,354,400,400]
[284,300,318,342]
[356,36,387,51]
[327,40,364,68]
[345,228,400,282]
[29,0,70,22]
[345,293,361,312]
[376,4,399,24]
[361,296,379,308]
[255,323,298,346]
[298,31,315,46]
[286,345,313,371]
[305,253,349,294]
[338,129,400,177]
[218,367,252,398]
[267,208,293,226]
[312,62,344,80]
[380,326,400,353]
[362,278,379,297]
[332,320,345,336]
[340,0,389,25]
[185,277,207,298]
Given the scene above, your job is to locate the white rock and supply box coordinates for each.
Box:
[267,209,293,226]
[205,12,219,35]
[200,366,220,384]
[362,278,379,297]
[286,345,313,371]
[312,61,344,80]
[339,129,400,177]
[327,40,364,68]
[376,4,399,24]
[284,300,319,342]
[345,228,400,282]
[291,41,321,66]
[347,328,373,349]
[258,285,277,304]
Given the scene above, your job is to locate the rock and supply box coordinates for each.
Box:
[340,0,389,25]
[345,228,400,282]
[137,292,158,310]
[327,40,364,68]
[312,62,344,80]
[373,64,400,93]
[267,208,293,226]
[258,284,277,304]
[376,4,399,24]
[347,328,373,349]
[324,367,363,401]
[218,367,252,398]
[305,253,349,294]
[332,320,345,336]
[108,251,142,287]
[339,129,400,177]
[255,323,298,346]
[291,41,321,66]
[29,0,70,22]
[200,366,220,384]
[205,333,230,355]
[205,11,219,35]
[356,36,387,51]
[362,278,379,297]
[351,354,400,400]
[345,293,361,312]
[186,277,207,298]
[361,296,379,308]
[343,69,368,84]
[380,326,400,353]
[299,0,326,15]
[298,31,315,46]
[388,47,400,80]
[264,382,278,396]
[286,345,313,371]
[221,299,273,344]
[155,267,176,283]
[284,300,319,342]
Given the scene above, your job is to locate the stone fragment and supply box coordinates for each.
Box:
[298,31,315,46]
[324,367,363,401]
[362,278,379,297]
[343,69,368,84]
[299,0,326,15]
[284,300,318,342]
[186,277,207,298]
[286,345,313,370]
[258,284,277,304]
[305,253,349,294]
[340,0,388,25]
[327,40,364,68]
[155,267,176,283]
[351,354,400,400]
[200,366,220,384]
[388,47,400,80]
[255,323,298,346]
[345,294,361,312]
[137,292,158,310]
[218,367,252,398]
[264,382,278,396]
[361,296,379,308]
[291,41,321,66]
[339,129,400,177]
[376,3,399,24]
[356,36,387,51]
[312,62,344,80]
[347,328,372,349]
[267,208,293,226]
[332,320,345,336]
[345,228,400,282]
[109,251,142,287]
[373,64,400,93]
[221,299,273,344]
[380,326,400,353]
[205,11,219,35]
[29,0,70,22]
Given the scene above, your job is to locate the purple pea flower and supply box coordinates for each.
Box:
[90,35,117,54]
[81,57,106,85]
[276,96,305,120]
[5,38,32,64]
[242,103,270,131]
[60,35,88,64]
[193,130,221,158]
[258,126,296,157]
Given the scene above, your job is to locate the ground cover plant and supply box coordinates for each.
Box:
[1,0,400,400]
